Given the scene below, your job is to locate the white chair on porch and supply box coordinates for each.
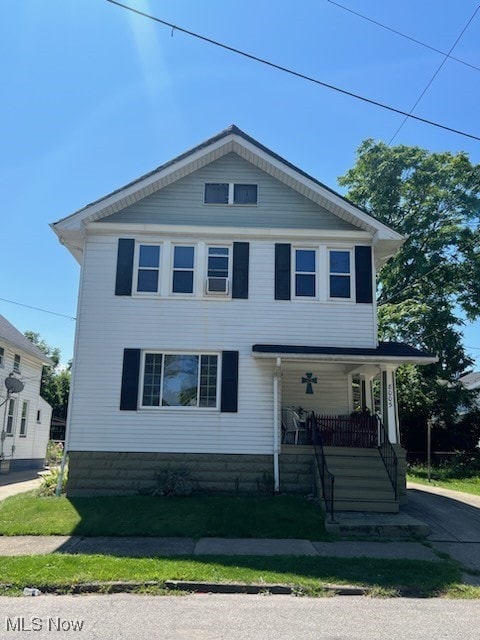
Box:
[281,408,304,444]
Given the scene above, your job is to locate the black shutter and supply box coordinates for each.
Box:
[232,242,249,299]
[115,239,135,296]
[120,349,141,410]
[355,246,373,304]
[221,351,239,413]
[275,243,291,300]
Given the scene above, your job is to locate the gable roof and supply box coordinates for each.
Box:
[51,125,404,263]
[0,315,53,366]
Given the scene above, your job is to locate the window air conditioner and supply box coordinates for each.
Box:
[206,277,229,294]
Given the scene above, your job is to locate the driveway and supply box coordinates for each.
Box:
[0,468,44,500]
[405,482,480,573]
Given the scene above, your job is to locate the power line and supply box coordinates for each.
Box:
[0,297,76,321]
[106,0,480,143]
[327,0,480,74]
[389,4,480,144]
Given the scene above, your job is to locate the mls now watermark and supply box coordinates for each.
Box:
[5,617,85,632]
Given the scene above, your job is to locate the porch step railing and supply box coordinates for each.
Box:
[314,414,378,448]
[376,415,398,500]
[309,413,335,522]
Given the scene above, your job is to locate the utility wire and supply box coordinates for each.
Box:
[106,0,480,143]
[388,4,480,144]
[0,297,76,321]
[327,0,480,74]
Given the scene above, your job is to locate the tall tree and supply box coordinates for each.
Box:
[339,141,480,446]
[24,331,70,420]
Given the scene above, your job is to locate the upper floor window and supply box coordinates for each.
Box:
[172,245,195,294]
[329,250,352,299]
[207,246,230,294]
[295,249,316,297]
[135,244,161,293]
[141,352,218,408]
[204,183,257,205]
[0,347,4,367]
[13,354,21,374]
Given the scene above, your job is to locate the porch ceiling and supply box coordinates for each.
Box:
[252,342,437,366]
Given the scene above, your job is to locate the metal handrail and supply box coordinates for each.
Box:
[310,413,335,522]
[376,415,398,500]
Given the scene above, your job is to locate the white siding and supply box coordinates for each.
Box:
[102,154,358,231]
[281,363,350,416]
[0,347,51,463]
[68,233,375,455]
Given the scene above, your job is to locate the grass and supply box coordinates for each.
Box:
[408,474,480,496]
[0,493,328,539]
[408,459,480,496]
[0,553,475,598]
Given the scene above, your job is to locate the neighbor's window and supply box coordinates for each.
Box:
[295,249,316,297]
[204,183,257,205]
[0,347,4,367]
[13,354,21,373]
[6,398,16,435]
[136,244,161,293]
[329,250,352,299]
[37,409,41,423]
[172,246,195,294]
[141,353,218,408]
[19,401,28,437]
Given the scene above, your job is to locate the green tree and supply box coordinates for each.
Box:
[24,331,70,420]
[339,141,480,448]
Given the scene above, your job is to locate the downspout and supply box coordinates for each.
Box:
[273,357,281,492]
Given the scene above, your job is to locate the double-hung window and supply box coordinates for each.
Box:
[295,249,316,297]
[6,398,16,435]
[142,352,218,408]
[172,246,195,294]
[329,250,352,299]
[0,347,4,367]
[19,401,28,437]
[13,354,21,374]
[204,183,257,205]
[207,246,230,293]
[136,244,161,293]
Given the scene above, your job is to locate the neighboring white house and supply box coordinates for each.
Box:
[0,315,52,471]
[459,371,480,412]
[51,126,436,511]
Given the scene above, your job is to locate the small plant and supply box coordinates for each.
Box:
[36,466,68,497]
[45,440,64,467]
[154,467,193,496]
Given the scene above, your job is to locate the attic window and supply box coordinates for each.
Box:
[204,183,257,205]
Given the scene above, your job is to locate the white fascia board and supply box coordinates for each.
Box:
[251,352,438,366]
[231,137,404,242]
[86,222,372,242]
[52,136,236,232]
[50,224,85,263]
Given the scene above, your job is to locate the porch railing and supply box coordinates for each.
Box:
[309,413,335,522]
[314,414,378,448]
[376,415,398,500]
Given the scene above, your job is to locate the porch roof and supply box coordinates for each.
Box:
[251,341,437,365]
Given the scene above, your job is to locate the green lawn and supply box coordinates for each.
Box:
[0,554,473,598]
[408,473,480,496]
[0,493,328,539]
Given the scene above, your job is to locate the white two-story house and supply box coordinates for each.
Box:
[52,126,435,512]
[0,315,52,472]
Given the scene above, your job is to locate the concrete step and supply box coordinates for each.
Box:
[332,499,399,513]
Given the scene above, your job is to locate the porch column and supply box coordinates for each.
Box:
[380,365,400,444]
[272,358,282,492]
[359,373,374,414]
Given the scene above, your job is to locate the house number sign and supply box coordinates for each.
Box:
[387,383,394,409]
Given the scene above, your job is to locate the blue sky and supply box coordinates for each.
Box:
[1,0,479,367]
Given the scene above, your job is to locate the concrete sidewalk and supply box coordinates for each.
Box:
[0,469,45,500]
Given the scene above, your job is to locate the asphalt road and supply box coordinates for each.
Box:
[1,594,479,640]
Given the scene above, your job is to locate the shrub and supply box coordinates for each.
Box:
[45,440,64,467]
[36,466,68,497]
[153,467,194,496]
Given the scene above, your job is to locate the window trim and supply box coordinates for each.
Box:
[204,182,258,206]
[13,354,21,374]
[328,247,354,301]
[6,398,16,436]
[133,242,162,295]
[171,245,196,295]
[140,351,220,410]
[0,346,4,368]
[19,400,28,437]
[292,247,318,300]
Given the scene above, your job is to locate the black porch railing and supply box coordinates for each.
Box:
[376,415,398,500]
[309,413,335,522]
[313,414,378,448]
